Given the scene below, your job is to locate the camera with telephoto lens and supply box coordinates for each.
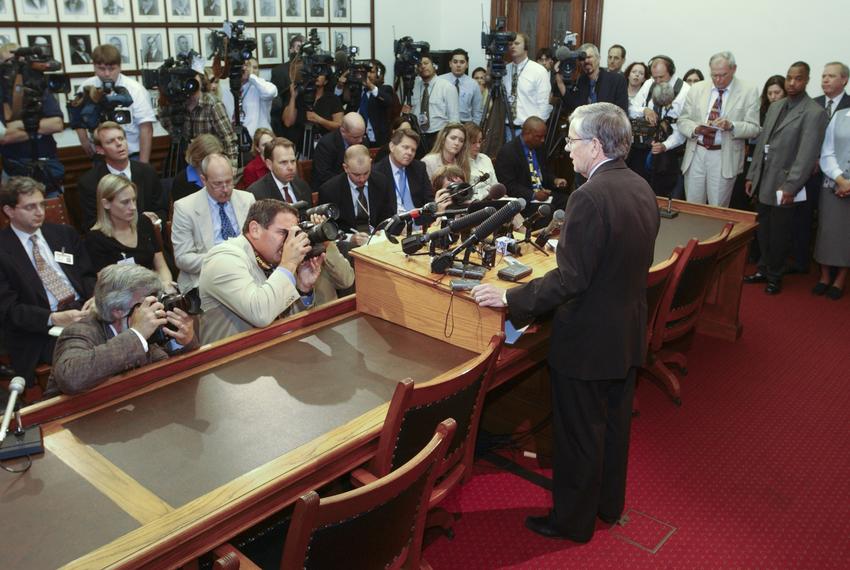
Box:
[305,203,340,220]
[210,20,257,86]
[147,289,202,346]
[141,52,201,99]
[296,28,334,110]
[0,46,69,135]
[298,219,340,258]
[554,31,586,89]
[67,79,133,130]
[393,35,430,85]
[481,17,516,79]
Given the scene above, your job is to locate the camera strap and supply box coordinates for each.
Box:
[5,73,26,122]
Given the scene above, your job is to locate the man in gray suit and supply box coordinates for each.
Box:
[745,62,829,294]
[678,51,761,207]
[171,153,256,292]
[47,264,196,396]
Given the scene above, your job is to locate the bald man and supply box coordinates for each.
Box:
[311,112,366,190]
[318,144,395,246]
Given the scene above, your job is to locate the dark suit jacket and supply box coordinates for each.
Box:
[270,61,293,136]
[247,173,312,203]
[0,223,96,383]
[506,159,659,380]
[77,161,168,231]
[353,85,394,147]
[562,68,629,114]
[171,168,203,204]
[814,92,850,114]
[318,170,395,232]
[312,130,346,191]
[495,137,559,210]
[372,156,434,209]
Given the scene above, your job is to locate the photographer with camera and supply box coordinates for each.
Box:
[75,44,157,163]
[556,43,628,115]
[198,199,353,344]
[0,45,65,195]
[46,263,197,396]
[337,59,393,148]
[238,58,278,141]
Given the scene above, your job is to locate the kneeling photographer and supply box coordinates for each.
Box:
[198,199,353,344]
[73,44,157,163]
[46,264,198,396]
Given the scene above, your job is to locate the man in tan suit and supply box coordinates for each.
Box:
[198,200,354,344]
[678,51,761,207]
[172,153,256,292]
[47,264,197,396]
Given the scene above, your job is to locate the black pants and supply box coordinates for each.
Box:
[756,201,798,284]
[549,367,636,541]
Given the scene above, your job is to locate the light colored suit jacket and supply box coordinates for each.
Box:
[678,78,761,178]
[198,235,354,344]
[172,188,255,292]
[748,94,829,205]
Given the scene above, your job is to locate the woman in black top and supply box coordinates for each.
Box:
[87,174,175,291]
[283,62,344,155]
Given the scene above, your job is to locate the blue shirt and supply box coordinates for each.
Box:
[439,72,483,123]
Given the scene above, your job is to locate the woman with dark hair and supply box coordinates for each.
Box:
[624,62,648,107]
[283,62,344,155]
[240,128,274,189]
[683,68,704,85]
[760,75,787,124]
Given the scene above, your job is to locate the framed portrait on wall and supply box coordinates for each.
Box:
[199,27,217,61]
[329,27,349,51]
[255,0,278,22]
[350,0,369,22]
[99,28,137,70]
[57,0,96,22]
[0,27,17,46]
[168,28,200,59]
[136,27,167,66]
[282,0,303,22]
[60,27,98,72]
[95,0,131,22]
[227,0,252,21]
[257,27,282,65]
[134,0,166,22]
[283,27,306,57]
[23,28,60,60]
[198,0,223,22]
[306,0,327,23]
[166,0,196,22]
[14,0,57,22]
[329,0,348,23]
[0,0,15,23]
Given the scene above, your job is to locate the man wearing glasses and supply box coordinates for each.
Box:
[0,177,96,388]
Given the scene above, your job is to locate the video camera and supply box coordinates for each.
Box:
[209,20,257,86]
[481,17,516,80]
[295,28,334,110]
[67,80,133,130]
[141,52,201,99]
[554,31,586,89]
[0,46,69,135]
[334,43,371,97]
[393,36,430,84]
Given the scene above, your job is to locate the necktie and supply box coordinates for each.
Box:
[589,79,598,104]
[703,89,725,146]
[420,82,430,132]
[396,168,413,211]
[218,202,237,240]
[281,183,294,203]
[526,149,542,190]
[30,235,75,304]
[511,65,519,120]
[825,99,834,118]
[454,77,460,94]
[355,186,369,230]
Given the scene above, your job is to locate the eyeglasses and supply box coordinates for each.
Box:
[565,136,590,150]
[15,201,47,212]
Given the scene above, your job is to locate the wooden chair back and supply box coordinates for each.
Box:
[646,248,682,349]
[369,335,502,488]
[279,419,456,570]
[651,222,733,351]
[297,159,313,187]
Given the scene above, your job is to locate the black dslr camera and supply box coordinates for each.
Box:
[554,31,586,89]
[67,80,134,130]
[296,28,335,110]
[297,219,340,258]
[147,288,202,346]
[481,17,516,80]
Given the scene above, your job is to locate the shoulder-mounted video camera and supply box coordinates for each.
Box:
[393,36,429,83]
[141,52,201,100]
[335,44,371,95]
[294,28,334,110]
[0,46,69,132]
[67,80,134,130]
[554,31,586,89]
[481,17,516,80]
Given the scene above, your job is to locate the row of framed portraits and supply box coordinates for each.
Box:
[0,0,370,23]
[4,25,373,71]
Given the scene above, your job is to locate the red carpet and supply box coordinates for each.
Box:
[424,272,850,568]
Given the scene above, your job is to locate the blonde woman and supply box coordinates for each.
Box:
[86,174,175,292]
[422,122,471,182]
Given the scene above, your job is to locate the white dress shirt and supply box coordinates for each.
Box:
[629,76,690,150]
[504,57,552,125]
[239,74,278,139]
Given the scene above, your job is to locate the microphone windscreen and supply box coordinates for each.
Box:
[486,183,507,200]
[555,46,572,60]
[474,198,525,240]
[537,204,552,218]
[8,377,25,394]
[553,209,566,222]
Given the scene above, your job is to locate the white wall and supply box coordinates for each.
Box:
[374,0,492,83]
[599,0,850,91]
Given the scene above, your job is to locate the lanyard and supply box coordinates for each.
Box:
[520,139,543,190]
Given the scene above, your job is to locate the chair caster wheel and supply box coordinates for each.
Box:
[673,397,682,406]
[681,368,688,376]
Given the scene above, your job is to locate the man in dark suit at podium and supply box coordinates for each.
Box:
[76,122,167,231]
[318,144,394,247]
[471,103,659,544]
[373,128,433,213]
[247,138,312,204]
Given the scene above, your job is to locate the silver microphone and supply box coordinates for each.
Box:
[0,377,25,443]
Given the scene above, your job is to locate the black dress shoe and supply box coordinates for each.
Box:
[524,515,590,543]
[826,286,843,300]
[598,513,620,525]
[765,282,782,295]
[812,282,830,296]
[744,271,767,284]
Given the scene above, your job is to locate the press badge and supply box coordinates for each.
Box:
[54,251,74,264]
[117,256,136,265]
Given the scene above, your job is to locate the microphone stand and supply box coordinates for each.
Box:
[516,225,549,256]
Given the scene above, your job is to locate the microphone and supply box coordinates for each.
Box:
[385,202,439,237]
[401,206,496,254]
[0,377,25,444]
[445,182,474,202]
[522,203,552,229]
[534,209,566,246]
[480,182,507,201]
[431,198,526,273]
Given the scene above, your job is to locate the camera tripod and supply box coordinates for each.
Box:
[162,108,192,179]
[479,75,516,158]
